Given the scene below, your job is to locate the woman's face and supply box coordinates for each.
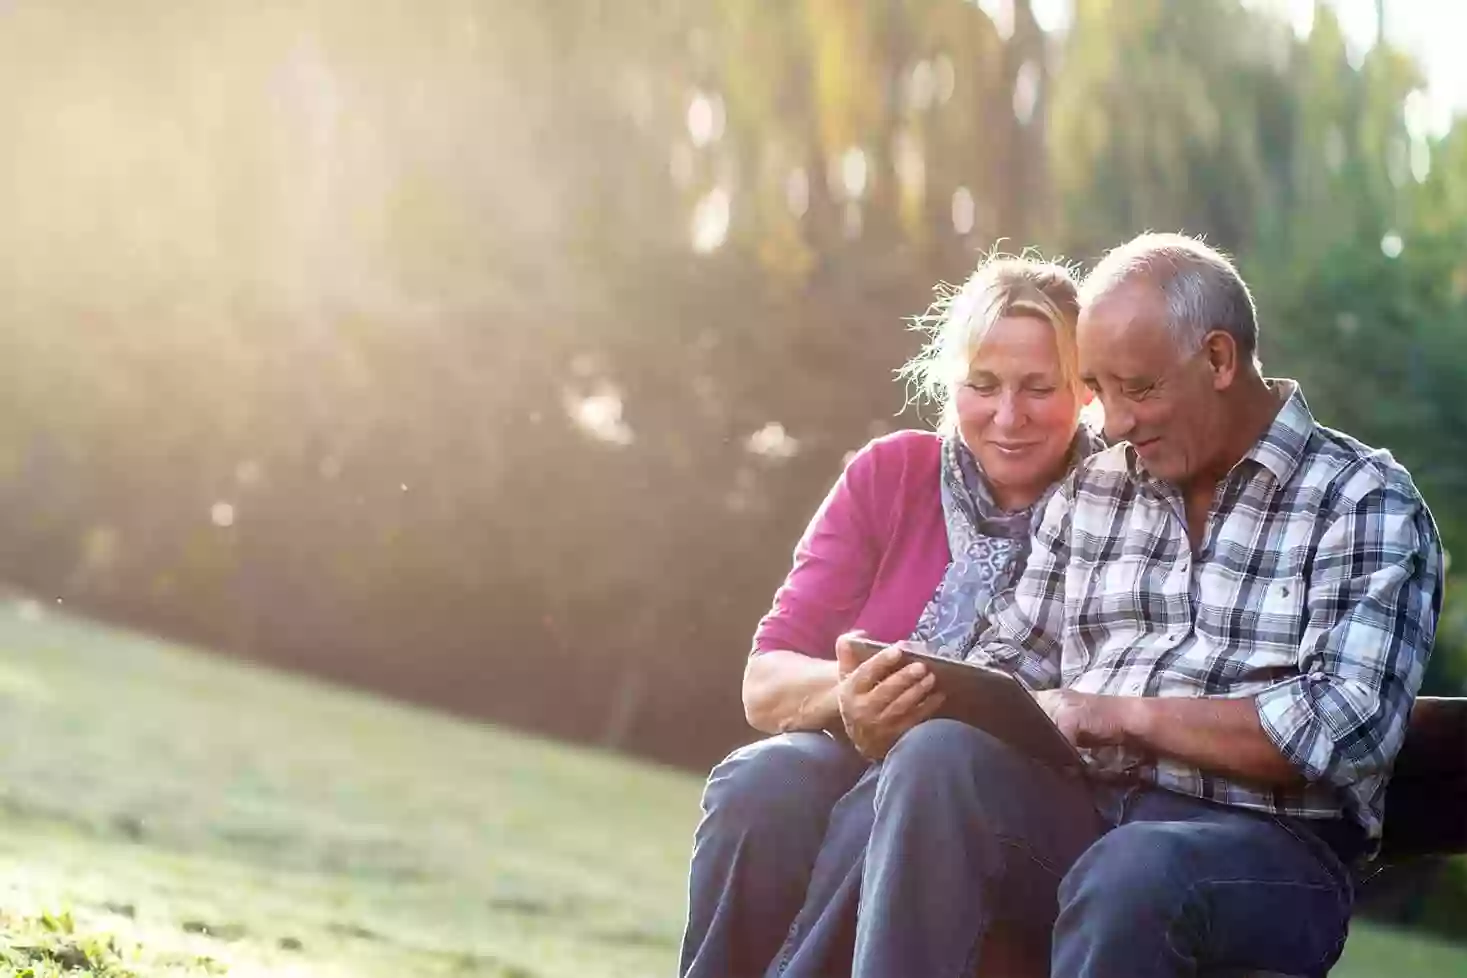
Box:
[953,314,1084,510]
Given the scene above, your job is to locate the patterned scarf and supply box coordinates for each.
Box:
[910,426,1105,659]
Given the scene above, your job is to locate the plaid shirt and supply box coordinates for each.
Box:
[973,382,1443,841]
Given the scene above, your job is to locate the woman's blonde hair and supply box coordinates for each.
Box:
[899,251,1084,428]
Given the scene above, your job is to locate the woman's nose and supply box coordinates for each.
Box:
[994,392,1019,428]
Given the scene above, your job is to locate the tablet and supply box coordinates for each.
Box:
[847,638,1086,774]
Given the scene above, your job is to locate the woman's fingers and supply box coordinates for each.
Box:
[846,646,907,695]
[911,690,947,724]
[860,661,929,714]
[875,670,939,724]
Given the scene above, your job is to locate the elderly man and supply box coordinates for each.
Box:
[831,233,1442,977]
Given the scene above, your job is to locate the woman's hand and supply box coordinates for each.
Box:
[833,634,946,760]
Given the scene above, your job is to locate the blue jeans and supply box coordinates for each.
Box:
[681,721,1359,978]
[679,731,871,978]
[857,719,1358,978]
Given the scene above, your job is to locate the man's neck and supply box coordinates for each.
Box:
[1183,373,1284,497]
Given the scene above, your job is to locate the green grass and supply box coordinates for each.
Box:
[0,598,1461,977]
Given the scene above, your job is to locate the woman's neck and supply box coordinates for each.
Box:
[991,480,1049,513]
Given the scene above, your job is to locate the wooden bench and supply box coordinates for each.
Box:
[981,696,1467,978]
[1370,697,1467,862]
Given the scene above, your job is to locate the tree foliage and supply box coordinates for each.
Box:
[0,0,1462,774]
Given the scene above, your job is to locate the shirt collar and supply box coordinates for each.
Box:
[1124,379,1316,488]
[1241,380,1315,485]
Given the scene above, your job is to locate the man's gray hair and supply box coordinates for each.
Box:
[1079,233,1259,360]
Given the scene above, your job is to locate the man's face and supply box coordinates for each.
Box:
[1077,283,1224,486]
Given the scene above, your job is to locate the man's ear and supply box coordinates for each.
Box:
[1203,330,1239,391]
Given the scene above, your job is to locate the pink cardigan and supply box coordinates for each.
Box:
[753,430,950,658]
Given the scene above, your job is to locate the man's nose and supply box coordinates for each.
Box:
[1103,396,1135,442]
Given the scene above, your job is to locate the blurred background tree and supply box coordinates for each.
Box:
[0,1,1463,905]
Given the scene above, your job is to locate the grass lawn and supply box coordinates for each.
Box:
[0,598,1461,977]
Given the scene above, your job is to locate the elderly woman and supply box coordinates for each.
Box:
[678,255,1104,978]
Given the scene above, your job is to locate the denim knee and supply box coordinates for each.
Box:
[1058,822,1195,927]
[700,732,863,834]
[879,719,1013,793]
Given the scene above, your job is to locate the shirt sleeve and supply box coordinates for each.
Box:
[1255,467,1444,788]
[967,475,1074,691]
[751,443,883,658]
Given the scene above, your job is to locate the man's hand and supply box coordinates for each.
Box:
[1035,688,1131,748]
[833,633,946,760]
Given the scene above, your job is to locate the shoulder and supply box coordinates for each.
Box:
[857,427,942,459]
[1301,425,1427,514]
[843,428,943,478]
[1064,442,1135,501]
[832,429,942,528]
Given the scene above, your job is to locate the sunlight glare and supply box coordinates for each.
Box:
[935,55,957,104]
[908,60,936,113]
[840,147,869,199]
[1335,0,1378,70]
[687,90,725,148]
[565,385,634,446]
[747,422,799,460]
[1410,139,1431,183]
[952,186,976,235]
[1285,0,1314,40]
[977,0,1015,42]
[691,186,731,253]
[1013,60,1041,125]
[1030,0,1072,35]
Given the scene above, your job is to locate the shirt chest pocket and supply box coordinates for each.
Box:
[1224,573,1308,667]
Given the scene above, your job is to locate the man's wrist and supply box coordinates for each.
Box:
[1111,694,1153,748]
